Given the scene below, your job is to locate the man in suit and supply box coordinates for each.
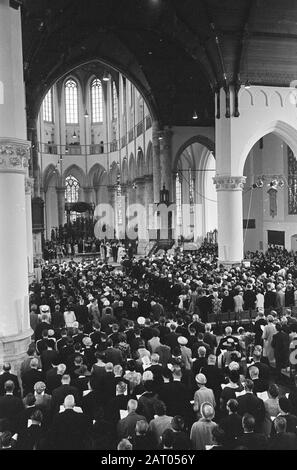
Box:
[48,394,92,449]
[0,363,20,397]
[271,322,290,379]
[200,354,224,405]
[268,416,297,450]
[164,323,180,352]
[216,326,240,356]
[243,284,257,311]
[0,381,24,433]
[247,349,270,384]
[51,374,81,414]
[104,339,123,365]
[21,358,45,397]
[273,397,297,435]
[235,413,268,450]
[219,399,243,449]
[117,399,146,440]
[158,365,191,422]
[46,363,66,394]
[237,379,265,432]
[203,324,217,354]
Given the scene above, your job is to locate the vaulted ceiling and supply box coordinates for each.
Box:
[21,0,297,127]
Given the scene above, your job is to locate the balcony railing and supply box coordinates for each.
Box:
[38,115,152,155]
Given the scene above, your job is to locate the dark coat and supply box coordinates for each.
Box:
[235,432,268,450]
[0,372,20,397]
[48,409,93,449]
[0,394,24,433]
[237,393,265,431]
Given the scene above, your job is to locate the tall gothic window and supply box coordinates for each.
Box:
[112,81,118,120]
[43,88,53,122]
[65,175,79,203]
[65,79,78,124]
[189,168,195,213]
[176,172,182,226]
[288,146,297,214]
[91,78,103,123]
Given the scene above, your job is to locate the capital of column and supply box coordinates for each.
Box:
[213,175,246,191]
[25,176,34,195]
[0,138,31,173]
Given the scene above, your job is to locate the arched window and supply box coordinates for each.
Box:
[189,168,195,213]
[65,175,79,203]
[43,87,53,122]
[176,172,182,226]
[65,79,78,124]
[91,78,103,122]
[112,81,118,120]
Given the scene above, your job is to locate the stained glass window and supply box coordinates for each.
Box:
[65,175,79,203]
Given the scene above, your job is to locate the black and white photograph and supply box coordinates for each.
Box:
[1,0,297,457]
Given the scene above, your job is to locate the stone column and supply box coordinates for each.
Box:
[152,121,161,203]
[135,177,147,241]
[144,175,154,230]
[107,184,116,236]
[83,187,93,204]
[56,187,66,227]
[159,128,173,199]
[0,139,32,365]
[213,175,246,266]
[0,1,33,368]
[25,177,34,283]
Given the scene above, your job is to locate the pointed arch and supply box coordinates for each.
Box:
[136,147,145,177]
[129,153,136,181]
[174,135,215,172]
[88,162,107,186]
[43,163,60,192]
[63,164,86,186]
[145,140,153,175]
[109,161,119,185]
[121,158,129,184]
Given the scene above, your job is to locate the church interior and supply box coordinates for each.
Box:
[1,0,297,452]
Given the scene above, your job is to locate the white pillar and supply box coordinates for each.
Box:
[57,187,66,226]
[25,177,34,283]
[213,176,246,265]
[0,0,32,368]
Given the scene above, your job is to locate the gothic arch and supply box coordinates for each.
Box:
[129,153,136,181]
[63,164,86,186]
[239,120,297,175]
[173,135,215,172]
[145,140,153,175]
[43,163,60,192]
[136,147,145,177]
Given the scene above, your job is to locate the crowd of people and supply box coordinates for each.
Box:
[1,244,297,450]
[43,238,135,263]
